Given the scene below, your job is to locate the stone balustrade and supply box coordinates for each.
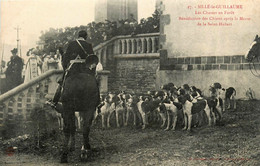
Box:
[94,33,160,69]
[0,70,63,127]
[117,34,159,54]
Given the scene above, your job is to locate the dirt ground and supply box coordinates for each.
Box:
[1,100,260,166]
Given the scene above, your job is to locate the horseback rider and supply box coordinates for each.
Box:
[48,30,99,107]
[46,30,102,163]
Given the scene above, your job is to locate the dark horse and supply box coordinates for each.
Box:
[60,70,100,163]
[245,35,260,77]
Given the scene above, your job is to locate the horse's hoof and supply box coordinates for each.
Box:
[164,128,169,131]
[80,149,92,162]
[60,153,68,163]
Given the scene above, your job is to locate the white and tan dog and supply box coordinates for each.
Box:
[210,83,236,112]
[123,94,140,126]
[96,93,116,129]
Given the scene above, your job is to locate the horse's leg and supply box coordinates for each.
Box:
[80,108,95,150]
[75,112,81,131]
[61,109,75,163]
[69,111,76,152]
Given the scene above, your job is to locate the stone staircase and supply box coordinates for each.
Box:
[0,69,109,129]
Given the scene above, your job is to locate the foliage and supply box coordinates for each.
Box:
[35,10,161,55]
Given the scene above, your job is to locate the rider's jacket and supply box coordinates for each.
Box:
[62,38,94,72]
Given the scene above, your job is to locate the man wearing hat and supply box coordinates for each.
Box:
[62,30,94,70]
[5,48,24,91]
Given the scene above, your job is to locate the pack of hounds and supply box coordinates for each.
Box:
[53,82,236,132]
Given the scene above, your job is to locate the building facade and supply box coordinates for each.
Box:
[95,0,138,23]
[157,0,260,99]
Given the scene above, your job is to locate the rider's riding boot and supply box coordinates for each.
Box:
[48,84,62,108]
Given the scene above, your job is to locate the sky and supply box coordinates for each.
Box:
[0,0,156,62]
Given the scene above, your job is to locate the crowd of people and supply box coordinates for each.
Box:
[0,48,63,94]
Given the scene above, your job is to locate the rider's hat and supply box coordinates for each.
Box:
[86,54,99,65]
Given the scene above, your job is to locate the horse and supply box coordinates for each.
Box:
[245,35,260,77]
[60,69,100,163]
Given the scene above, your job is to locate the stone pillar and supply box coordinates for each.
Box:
[96,50,101,62]
[118,40,122,54]
[121,40,126,54]
[97,70,110,94]
[99,50,103,64]
[146,38,151,53]
[152,37,156,53]
[103,47,107,68]
[141,38,145,53]
[131,39,135,54]
[127,39,131,54]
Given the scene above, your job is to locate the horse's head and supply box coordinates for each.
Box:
[245,35,260,61]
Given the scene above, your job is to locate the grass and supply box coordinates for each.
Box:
[1,100,260,165]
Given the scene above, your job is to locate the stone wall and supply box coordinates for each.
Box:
[109,57,160,93]
[157,51,260,99]
[157,0,260,99]
[94,33,160,94]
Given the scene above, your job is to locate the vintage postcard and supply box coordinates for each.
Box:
[0,0,260,165]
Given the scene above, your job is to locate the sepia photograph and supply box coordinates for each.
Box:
[0,0,260,165]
